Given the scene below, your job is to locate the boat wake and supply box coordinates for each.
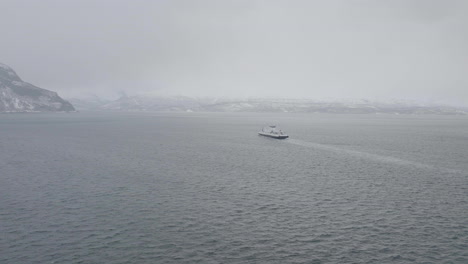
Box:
[286,139,464,175]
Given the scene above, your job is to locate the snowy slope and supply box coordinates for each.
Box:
[70,94,467,115]
[0,63,75,112]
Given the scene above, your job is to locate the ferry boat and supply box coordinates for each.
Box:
[258,125,289,139]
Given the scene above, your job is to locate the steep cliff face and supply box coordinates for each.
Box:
[0,63,75,112]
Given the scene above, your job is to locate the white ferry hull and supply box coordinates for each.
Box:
[258,132,289,139]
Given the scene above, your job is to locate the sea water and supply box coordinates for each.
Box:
[1,112,467,263]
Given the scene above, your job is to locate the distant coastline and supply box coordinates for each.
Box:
[67,95,468,115]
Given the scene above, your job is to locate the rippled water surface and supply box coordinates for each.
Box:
[1,112,467,263]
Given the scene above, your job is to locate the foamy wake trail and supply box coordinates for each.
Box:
[286,139,463,174]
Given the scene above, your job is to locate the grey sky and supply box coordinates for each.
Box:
[2,0,468,105]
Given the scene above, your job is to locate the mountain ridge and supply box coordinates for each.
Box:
[0,63,75,112]
[67,94,468,115]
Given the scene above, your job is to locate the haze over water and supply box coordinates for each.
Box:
[1,112,467,263]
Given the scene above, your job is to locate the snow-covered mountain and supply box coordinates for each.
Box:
[0,63,75,112]
[100,95,202,112]
[67,95,112,111]
[68,94,467,115]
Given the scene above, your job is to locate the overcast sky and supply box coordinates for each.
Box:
[2,0,468,105]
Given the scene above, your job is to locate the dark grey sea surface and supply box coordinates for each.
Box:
[1,112,467,264]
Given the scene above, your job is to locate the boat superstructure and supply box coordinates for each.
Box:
[258,125,289,139]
